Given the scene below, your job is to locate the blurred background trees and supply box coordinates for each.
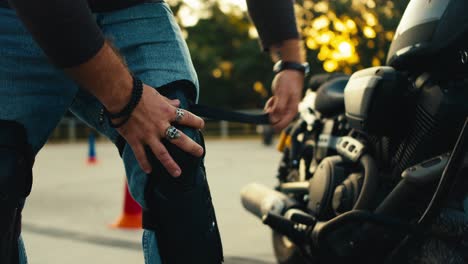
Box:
[168,0,409,109]
[167,0,273,109]
[297,0,407,74]
[55,0,411,141]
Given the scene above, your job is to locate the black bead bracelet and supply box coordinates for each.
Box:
[103,75,143,128]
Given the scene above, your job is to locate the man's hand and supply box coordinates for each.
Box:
[116,84,205,177]
[265,70,303,131]
[266,39,305,131]
[66,42,204,177]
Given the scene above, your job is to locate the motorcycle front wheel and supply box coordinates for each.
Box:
[272,231,309,264]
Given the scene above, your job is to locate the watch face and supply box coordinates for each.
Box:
[273,60,283,73]
[303,63,310,75]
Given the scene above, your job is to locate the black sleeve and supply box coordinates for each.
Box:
[246,0,300,51]
[8,0,105,68]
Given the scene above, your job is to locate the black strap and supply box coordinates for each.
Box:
[115,136,126,157]
[188,104,270,125]
[114,103,271,157]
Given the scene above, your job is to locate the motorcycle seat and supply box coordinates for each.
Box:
[314,76,349,117]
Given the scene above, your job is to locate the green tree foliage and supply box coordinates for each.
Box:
[167,0,409,108]
[297,0,408,73]
[169,1,273,109]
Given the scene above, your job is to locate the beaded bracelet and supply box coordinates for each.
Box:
[103,75,143,128]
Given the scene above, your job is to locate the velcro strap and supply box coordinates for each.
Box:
[115,136,126,157]
[189,103,270,125]
[114,103,270,157]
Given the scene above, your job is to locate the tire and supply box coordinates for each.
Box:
[272,231,309,264]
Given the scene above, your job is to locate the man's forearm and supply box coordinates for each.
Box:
[246,0,299,52]
[9,0,133,111]
[8,0,104,68]
[269,39,305,63]
[246,0,305,64]
[10,0,132,111]
[65,42,133,113]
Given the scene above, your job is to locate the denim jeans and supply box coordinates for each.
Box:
[0,2,200,263]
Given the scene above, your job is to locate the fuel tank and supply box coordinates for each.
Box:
[387,0,468,72]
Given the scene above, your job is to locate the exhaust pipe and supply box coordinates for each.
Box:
[240,183,298,219]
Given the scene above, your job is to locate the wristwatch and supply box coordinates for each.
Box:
[273,60,310,75]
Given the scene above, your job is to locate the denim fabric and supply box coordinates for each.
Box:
[0,2,199,263]
[142,230,162,264]
[18,236,27,264]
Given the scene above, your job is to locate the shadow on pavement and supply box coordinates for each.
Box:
[23,222,142,250]
[23,222,275,263]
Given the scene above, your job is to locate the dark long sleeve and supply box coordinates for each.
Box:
[7,0,105,68]
[246,0,300,51]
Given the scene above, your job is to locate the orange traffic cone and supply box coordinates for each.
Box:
[110,182,142,229]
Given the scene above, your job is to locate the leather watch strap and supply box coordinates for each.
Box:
[273,60,310,75]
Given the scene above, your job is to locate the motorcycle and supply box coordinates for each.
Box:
[241,0,468,263]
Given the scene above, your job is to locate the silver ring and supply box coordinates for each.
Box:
[175,108,185,123]
[165,126,181,140]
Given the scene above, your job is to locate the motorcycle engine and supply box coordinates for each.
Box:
[307,64,468,219]
[344,65,468,177]
[344,66,411,137]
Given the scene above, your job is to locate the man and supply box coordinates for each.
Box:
[0,0,307,263]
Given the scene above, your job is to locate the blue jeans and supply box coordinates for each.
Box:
[0,2,199,263]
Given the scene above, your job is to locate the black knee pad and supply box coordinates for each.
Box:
[0,120,33,264]
[141,81,223,264]
[143,130,223,264]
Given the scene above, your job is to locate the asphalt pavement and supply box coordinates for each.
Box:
[21,138,281,264]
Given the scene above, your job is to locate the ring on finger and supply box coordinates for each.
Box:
[165,126,181,141]
[174,108,185,123]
